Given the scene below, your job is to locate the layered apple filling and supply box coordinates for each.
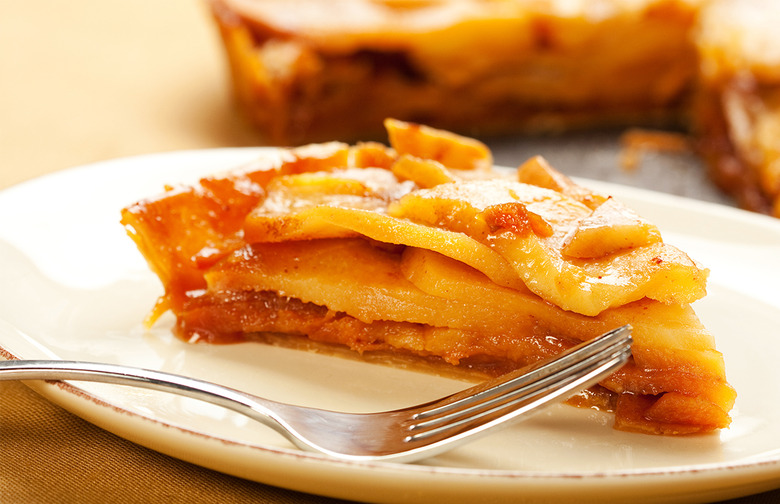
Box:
[122,119,735,435]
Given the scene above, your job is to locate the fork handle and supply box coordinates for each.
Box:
[0,359,298,442]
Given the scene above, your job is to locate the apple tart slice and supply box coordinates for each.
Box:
[121,119,735,435]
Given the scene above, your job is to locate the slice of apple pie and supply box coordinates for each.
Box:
[121,119,735,435]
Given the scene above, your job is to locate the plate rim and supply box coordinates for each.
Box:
[2,147,780,504]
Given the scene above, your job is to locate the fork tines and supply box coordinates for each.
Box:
[403,325,633,444]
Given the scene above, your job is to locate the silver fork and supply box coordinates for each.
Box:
[0,325,631,463]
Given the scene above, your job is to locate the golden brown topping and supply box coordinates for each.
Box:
[350,141,397,169]
[125,119,711,318]
[517,155,607,209]
[390,154,456,187]
[384,118,493,172]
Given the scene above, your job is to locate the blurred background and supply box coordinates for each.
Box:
[0,0,734,207]
[0,0,258,190]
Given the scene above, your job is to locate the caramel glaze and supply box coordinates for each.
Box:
[175,287,618,410]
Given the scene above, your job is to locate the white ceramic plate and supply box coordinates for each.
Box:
[1,149,780,504]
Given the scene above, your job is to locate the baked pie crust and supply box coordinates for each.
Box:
[122,119,735,435]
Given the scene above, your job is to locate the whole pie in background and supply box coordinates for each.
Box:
[207,0,780,218]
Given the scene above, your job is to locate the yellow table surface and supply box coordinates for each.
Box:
[1,1,778,503]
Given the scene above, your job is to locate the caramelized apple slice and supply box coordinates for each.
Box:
[561,197,662,259]
[384,118,493,172]
[245,167,413,240]
[209,239,526,335]
[350,141,397,169]
[390,179,708,315]
[517,155,607,209]
[245,202,525,290]
[390,154,456,187]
